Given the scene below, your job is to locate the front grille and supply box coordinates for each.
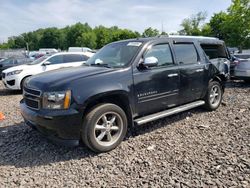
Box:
[7,80,15,86]
[24,87,41,96]
[23,87,42,110]
[2,72,5,79]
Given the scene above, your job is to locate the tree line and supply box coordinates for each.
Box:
[0,0,249,51]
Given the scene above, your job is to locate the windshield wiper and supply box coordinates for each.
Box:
[90,63,112,68]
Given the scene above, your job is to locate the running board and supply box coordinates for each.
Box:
[134,100,205,125]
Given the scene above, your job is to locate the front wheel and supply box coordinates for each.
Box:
[82,103,128,153]
[204,81,223,111]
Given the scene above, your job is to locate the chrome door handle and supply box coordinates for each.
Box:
[195,69,204,72]
[168,73,178,77]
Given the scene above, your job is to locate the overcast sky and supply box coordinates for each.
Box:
[0,0,231,42]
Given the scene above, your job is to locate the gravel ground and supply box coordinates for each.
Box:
[0,81,249,187]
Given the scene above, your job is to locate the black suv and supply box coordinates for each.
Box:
[20,36,230,152]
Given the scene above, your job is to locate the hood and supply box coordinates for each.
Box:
[27,66,115,89]
[2,64,30,73]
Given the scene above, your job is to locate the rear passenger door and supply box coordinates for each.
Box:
[173,43,206,104]
[133,43,180,116]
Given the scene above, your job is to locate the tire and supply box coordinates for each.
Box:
[82,103,128,153]
[204,81,223,111]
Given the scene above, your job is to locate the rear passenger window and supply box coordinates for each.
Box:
[64,54,87,63]
[144,44,173,67]
[174,44,198,65]
[48,55,63,65]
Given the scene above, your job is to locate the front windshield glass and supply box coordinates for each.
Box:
[28,55,50,65]
[1,58,13,65]
[86,41,142,68]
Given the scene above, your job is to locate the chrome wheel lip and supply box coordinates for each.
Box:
[209,85,221,106]
[93,111,123,147]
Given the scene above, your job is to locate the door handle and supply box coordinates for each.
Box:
[168,73,178,78]
[195,69,204,72]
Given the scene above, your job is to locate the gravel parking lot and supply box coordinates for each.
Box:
[0,81,249,187]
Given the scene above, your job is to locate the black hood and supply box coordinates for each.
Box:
[27,66,114,90]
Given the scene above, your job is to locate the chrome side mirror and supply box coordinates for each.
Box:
[143,56,158,67]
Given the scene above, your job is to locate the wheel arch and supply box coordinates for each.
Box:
[82,91,134,128]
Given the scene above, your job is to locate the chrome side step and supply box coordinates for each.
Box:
[134,100,205,125]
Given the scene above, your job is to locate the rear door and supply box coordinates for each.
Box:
[173,43,206,104]
[133,43,180,116]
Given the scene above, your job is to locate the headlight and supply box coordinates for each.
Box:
[43,90,71,109]
[7,70,23,76]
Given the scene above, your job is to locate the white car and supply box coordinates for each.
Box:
[2,52,94,90]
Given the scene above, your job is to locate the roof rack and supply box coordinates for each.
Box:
[169,35,219,40]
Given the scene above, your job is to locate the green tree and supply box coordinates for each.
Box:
[142,27,159,37]
[179,11,208,35]
[39,28,63,49]
[66,22,92,47]
[208,0,250,50]
[76,32,97,49]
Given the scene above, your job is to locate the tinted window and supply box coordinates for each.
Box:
[174,44,198,65]
[48,55,63,65]
[64,54,87,63]
[145,44,173,66]
[201,44,228,59]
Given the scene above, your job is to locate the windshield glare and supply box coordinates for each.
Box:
[28,55,49,65]
[86,41,142,68]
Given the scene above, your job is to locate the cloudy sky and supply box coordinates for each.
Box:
[0,0,231,42]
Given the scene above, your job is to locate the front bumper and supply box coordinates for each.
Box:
[20,100,83,146]
[2,76,21,90]
[233,69,250,79]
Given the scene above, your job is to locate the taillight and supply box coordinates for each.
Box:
[234,60,240,65]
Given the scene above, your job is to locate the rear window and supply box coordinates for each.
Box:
[173,43,198,65]
[201,44,228,60]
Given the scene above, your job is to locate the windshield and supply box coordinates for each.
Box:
[28,55,50,65]
[86,41,142,68]
[0,58,13,65]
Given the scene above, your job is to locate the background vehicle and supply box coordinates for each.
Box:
[39,48,58,54]
[68,47,93,52]
[233,58,250,82]
[0,57,32,79]
[2,52,94,90]
[21,36,229,153]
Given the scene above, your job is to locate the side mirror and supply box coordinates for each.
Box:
[42,61,51,66]
[143,56,158,67]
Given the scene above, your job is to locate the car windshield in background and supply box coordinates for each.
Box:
[86,41,142,68]
[0,59,13,65]
[28,55,50,65]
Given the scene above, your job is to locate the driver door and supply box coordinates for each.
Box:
[133,43,180,116]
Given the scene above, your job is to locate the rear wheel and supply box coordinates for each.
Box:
[82,103,128,153]
[204,81,223,111]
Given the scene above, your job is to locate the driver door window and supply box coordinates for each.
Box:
[144,44,174,67]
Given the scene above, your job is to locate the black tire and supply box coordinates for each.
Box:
[204,81,223,111]
[82,103,128,153]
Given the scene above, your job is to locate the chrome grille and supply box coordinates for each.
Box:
[23,87,41,110]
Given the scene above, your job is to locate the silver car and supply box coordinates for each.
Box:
[234,58,250,82]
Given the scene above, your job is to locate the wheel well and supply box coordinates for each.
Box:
[83,94,133,127]
[21,75,31,88]
[211,74,226,90]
